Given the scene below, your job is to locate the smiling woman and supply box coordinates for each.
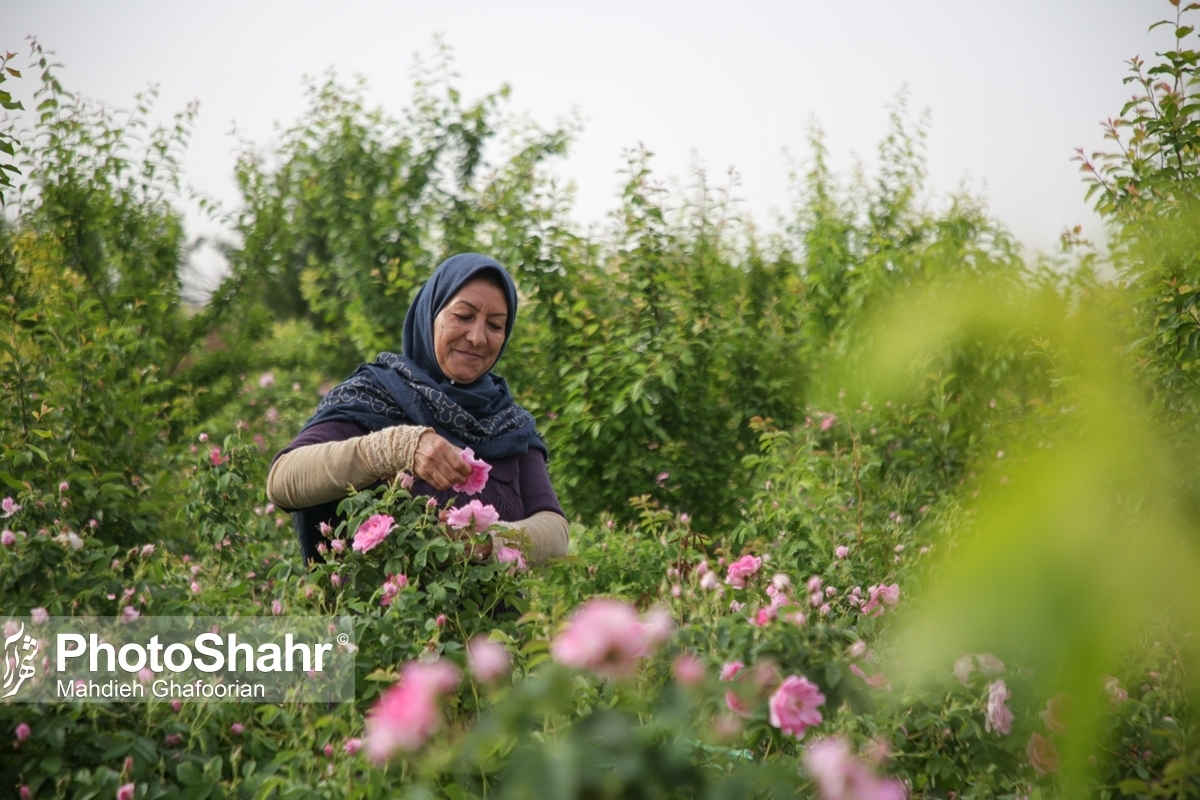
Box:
[265,254,569,566]
[433,276,509,385]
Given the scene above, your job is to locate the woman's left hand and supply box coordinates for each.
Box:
[443,528,493,561]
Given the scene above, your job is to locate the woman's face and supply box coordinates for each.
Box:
[433,277,509,384]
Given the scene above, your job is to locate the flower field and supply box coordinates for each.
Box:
[2,5,1200,798]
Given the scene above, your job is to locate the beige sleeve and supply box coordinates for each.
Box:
[266,425,431,510]
[496,510,569,565]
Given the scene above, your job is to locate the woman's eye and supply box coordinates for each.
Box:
[488,323,503,332]
[454,314,471,323]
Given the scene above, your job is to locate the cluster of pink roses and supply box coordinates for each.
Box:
[380,573,408,607]
[550,599,673,679]
[857,583,900,616]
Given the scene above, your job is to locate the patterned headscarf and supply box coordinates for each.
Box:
[302,254,546,460]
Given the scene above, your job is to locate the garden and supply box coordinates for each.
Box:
[1,3,1199,798]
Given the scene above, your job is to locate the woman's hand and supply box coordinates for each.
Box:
[413,430,473,490]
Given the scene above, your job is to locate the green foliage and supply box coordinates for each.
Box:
[5,6,1200,797]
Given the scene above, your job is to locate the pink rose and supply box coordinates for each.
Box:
[495,544,527,571]
[117,784,135,800]
[19,786,32,800]
[120,606,140,623]
[1103,676,1128,705]
[1026,732,1061,774]
[208,447,226,466]
[725,688,754,718]
[445,500,500,533]
[467,636,511,683]
[953,653,975,685]
[849,663,891,691]
[671,654,706,686]
[720,661,745,682]
[137,668,154,685]
[0,529,14,546]
[768,675,826,739]
[985,680,1014,736]
[31,608,48,625]
[550,599,673,679]
[1,497,20,518]
[820,415,837,432]
[724,554,762,588]
[860,583,900,616]
[720,661,754,717]
[140,544,155,558]
[330,539,345,553]
[15,722,31,742]
[804,736,906,800]
[271,600,282,616]
[1039,693,1069,735]
[399,472,415,490]
[452,448,491,495]
[230,723,244,736]
[352,514,396,553]
[365,660,461,762]
[343,737,362,755]
[753,607,777,627]
[835,545,849,559]
[975,652,1005,674]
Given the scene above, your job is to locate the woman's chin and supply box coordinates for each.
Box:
[445,366,486,384]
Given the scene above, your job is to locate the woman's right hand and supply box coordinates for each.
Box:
[413,430,473,490]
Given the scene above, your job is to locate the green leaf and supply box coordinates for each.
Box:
[174,761,203,786]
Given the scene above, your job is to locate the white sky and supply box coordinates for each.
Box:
[2,1,1179,287]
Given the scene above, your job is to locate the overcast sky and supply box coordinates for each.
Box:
[2,1,1179,286]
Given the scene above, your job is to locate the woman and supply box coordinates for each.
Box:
[267,253,568,565]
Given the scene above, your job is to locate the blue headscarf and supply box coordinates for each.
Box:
[302,254,547,460]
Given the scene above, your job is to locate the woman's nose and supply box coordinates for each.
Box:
[464,320,485,345]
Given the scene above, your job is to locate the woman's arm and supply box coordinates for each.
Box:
[498,447,568,564]
[495,510,569,565]
[267,424,430,510]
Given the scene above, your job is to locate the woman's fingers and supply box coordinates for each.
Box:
[414,431,474,489]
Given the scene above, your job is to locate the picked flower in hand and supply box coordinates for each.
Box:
[453,448,491,495]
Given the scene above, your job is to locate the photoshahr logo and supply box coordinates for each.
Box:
[2,622,40,698]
